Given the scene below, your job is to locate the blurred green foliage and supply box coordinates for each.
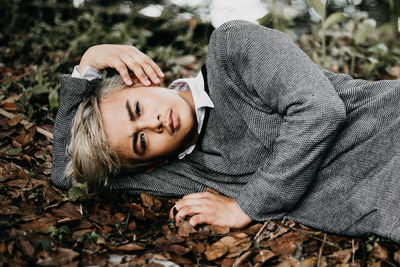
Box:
[0,0,399,125]
[259,0,400,79]
[0,0,212,124]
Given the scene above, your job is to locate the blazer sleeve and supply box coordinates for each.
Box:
[51,75,101,189]
[214,21,346,220]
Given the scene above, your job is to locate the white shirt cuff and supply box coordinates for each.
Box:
[71,66,103,80]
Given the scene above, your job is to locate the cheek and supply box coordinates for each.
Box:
[151,135,182,155]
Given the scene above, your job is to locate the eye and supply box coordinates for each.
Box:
[140,132,146,150]
[136,102,141,116]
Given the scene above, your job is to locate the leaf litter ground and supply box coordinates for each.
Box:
[1,59,400,267]
[1,111,400,267]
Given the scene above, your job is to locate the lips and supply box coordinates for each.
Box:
[169,110,180,133]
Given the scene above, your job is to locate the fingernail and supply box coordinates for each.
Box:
[144,79,151,86]
[160,72,165,78]
[155,78,160,83]
[127,79,132,86]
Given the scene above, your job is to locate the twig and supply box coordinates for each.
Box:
[253,221,269,242]
[0,108,53,140]
[352,239,355,263]
[317,234,327,267]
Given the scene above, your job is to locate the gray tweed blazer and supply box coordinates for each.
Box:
[51,20,400,243]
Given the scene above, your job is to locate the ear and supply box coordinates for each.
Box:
[143,159,169,173]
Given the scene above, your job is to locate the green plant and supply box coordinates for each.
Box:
[45,225,71,242]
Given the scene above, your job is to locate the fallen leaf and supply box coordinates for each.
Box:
[140,192,162,210]
[2,102,18,111]
[273,256,301,267]
[253,249,275,264]
[72,229,92,240]
[195,225,210,240]
[247,223,263,235]
[20,216,57,232]
[7,178,28,188]
[115,212,127,223]
[370,242,388,261]
[269,232,309,256]
[36,247,79,266]
[49,202,83,221]
[18,236,35,258]
[221,235,251,257]
[234,250,253,266]
[209,225,230,235]
[127,220,137,231]
[192,242,205,256]
[165,244,190,256]
[108,243,146,252]
[88,208,115,225]
[0,204,22,215]
[204,240,229,261]
[177,220,197,237]
[0,241,6,254]
[394,250,400,264]
[7,113,22,127]
[16,126,36,146]
[7,147,22,156]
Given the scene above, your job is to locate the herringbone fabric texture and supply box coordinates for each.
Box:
[51,20,400,243]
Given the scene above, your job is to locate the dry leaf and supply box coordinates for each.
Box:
[235,250,253,266]
[140,192,162,210]
[108,243,146,252]
[177,220,196,237]
[209,225,230,235]
[370,242,388,261]
[2,102,18,111]
[50,202,83,221]
[0,241,6,254]
[16,126,37,146]
[36,247,79,266]
[253,249,275,264]
[127,220,137,231]
[165,244,190,256]
[7,114,22,127]
[204,240,229,261]
[394,250,400,264]
[18,237,35,258]
[20,216,56,232]
[0,204,22,215]
[269,232,308,256]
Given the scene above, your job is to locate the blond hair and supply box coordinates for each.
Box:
[66,75,138,192]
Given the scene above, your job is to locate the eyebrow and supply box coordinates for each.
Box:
[126,100,135,121]
[126,100,139,154]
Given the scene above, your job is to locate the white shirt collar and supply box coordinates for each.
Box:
[168,71,214,159]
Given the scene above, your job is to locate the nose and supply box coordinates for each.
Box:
[136,115,163,133]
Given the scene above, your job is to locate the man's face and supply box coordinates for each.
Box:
[99,86,196,164]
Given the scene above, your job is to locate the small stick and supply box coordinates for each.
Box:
[317,233,327,267]
[253,221,269,242]
[0,108,53,140]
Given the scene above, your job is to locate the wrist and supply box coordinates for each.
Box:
[77,46,96,75]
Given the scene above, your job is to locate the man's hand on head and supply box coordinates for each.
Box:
[78,44,164,86]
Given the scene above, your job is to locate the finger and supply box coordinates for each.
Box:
[141,63,161,84]
[114,63,132,86]
[136,50,164,78]
[175,198,204,211]
[189,214,209,227]
[182,192,214,200]
[175,205,204,223]
[122,57,151,86]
